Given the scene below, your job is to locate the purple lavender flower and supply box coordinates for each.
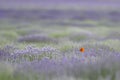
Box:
[0,48,11,61]
[7,45,60,63]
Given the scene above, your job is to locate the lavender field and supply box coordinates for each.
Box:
[0,0,120,80]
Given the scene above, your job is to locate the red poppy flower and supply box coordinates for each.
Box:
[80,47,85,53]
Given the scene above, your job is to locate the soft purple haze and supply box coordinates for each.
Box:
[0,0,120,10]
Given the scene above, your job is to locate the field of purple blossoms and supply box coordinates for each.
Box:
[0,1,120,80]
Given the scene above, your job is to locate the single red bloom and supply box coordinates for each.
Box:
[80,47,85,53]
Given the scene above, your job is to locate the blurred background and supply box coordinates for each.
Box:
[0,0,120,46]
